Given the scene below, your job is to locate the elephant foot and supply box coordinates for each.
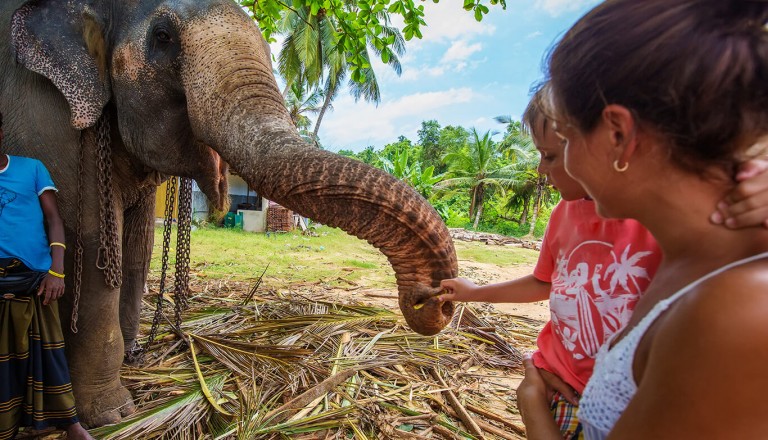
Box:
[78,385,136,428]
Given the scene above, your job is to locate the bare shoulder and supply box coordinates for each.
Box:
[620,258,768,438]
[669,259,768,349]
[678,258,768,337]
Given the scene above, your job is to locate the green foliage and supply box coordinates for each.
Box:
[417,120,444,173]
[238,0,505,83]
[379,146,443,199]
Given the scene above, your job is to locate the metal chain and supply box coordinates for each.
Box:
[144,176,178,350]
[71,132,87,334]
[95,116,122,288]
[173,177,193,330]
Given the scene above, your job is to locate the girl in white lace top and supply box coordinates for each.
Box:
[516,1,768,439]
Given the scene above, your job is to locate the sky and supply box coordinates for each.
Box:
[272,0,601,153]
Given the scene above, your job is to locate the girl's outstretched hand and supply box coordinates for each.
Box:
[712,159,768,228]
[438,277,479,302]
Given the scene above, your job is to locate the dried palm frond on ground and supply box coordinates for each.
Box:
[85,277,543,440]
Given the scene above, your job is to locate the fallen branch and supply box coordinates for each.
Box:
[263,368,360,425]
[432,424,462,439]
[466,403,526,436]
[429,368,485,439]
[439,404,523,440]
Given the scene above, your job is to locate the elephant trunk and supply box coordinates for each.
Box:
[180,6,457,335]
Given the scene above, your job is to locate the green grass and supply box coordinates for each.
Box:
[151,225,539,288]
[454,241,540,266]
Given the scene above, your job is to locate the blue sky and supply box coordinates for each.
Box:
[272,0,601,152]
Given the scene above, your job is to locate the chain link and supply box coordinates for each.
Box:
[71,132,87,334]
[173,177,193,329]
[95,116,122,288]
[144,176,178,350]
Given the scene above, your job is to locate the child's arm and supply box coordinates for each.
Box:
[711,159,768,228]
[439,274,550,303]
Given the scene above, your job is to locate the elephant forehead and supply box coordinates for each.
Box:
[179,6,270,61]
[113,43,147,82]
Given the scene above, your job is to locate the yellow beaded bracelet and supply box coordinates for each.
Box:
[49,242,66,250]
[48,269,65,279]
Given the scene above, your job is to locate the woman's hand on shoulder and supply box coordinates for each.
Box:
[37,273,65,306]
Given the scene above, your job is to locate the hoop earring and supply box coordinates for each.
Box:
[613,160,629,173]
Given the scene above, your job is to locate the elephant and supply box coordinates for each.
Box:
[0,0,458,427]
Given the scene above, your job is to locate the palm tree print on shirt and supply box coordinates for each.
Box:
[0,187,17,218]
[550,241,654,360]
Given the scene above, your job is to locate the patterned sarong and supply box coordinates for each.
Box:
[0,292,78,439]
[550,391,584,440]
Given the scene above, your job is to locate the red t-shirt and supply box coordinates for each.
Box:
[531,199,661,394]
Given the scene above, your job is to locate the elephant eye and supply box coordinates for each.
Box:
[154,27,172,43]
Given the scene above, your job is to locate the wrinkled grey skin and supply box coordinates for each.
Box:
[0,0,457,427]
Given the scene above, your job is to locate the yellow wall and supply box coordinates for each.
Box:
[155,180,179,219]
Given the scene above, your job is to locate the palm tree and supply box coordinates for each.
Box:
[276,3,405,146]
[284,78,323,142]
[439,128,517,229]
[495,115,554,236]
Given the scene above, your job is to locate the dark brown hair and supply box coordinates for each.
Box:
[548,0,768,172]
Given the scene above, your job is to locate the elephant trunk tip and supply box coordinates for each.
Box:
[398,283,454,336]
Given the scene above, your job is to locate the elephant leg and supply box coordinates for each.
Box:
[59,239,135,427]
[119,189,156,364]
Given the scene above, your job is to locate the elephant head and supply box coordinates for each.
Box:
[11,0,457,335]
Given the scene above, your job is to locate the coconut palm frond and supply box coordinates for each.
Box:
[112,275,537,439]
[251,406,357,436]
[91,375,232,440]
[190,334,317,386]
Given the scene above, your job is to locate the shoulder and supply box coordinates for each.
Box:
[10,155,45,169]
[659,258,768,360]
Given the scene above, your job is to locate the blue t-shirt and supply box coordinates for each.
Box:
[0,155,58,271]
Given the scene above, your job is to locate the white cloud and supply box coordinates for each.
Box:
[535,0,600,16]
[393,2,497,43]
[441,40,483,64]
[526,31,544,40]
[320,88,479,148]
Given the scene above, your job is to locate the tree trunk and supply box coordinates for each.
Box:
[473,202,484,229]
[472,184,484,229]
[519,195,530,225]
[469,185,478,219]
[282,81,292,99]
[528,177,545,236]
[311,89,333,147]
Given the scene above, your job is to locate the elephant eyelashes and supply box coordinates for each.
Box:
[148,23,180,61]
[154,28,172,44]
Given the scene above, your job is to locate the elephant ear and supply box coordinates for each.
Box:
[11,1,110,130]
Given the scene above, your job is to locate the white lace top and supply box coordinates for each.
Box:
[578,251,768,440]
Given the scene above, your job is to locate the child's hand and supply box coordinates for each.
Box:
[711,159,768,229]
[539,368,579,405]
[517,356,550,409]
[438,277,479,302]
